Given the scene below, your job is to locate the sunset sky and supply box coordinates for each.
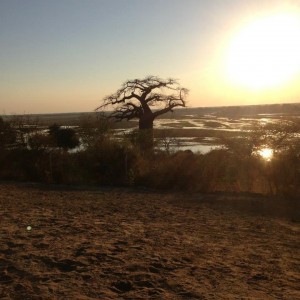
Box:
[1,0,300,114]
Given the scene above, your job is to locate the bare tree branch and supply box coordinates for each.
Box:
[96,76,188,130]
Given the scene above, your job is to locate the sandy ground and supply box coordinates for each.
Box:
[0,183,299,299]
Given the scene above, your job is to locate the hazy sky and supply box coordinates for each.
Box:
[1,0,300,114]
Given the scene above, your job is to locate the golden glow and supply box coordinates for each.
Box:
[258,148,274,161]
[225,12,300,90]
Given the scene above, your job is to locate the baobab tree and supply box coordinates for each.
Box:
[96,76,188,131]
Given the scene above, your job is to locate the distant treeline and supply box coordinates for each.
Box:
[2,102,300,125]
[166,102,300,118]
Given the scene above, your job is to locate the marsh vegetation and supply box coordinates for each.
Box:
[1,104,299,200]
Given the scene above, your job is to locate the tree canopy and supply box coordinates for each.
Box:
[96,76,188,130]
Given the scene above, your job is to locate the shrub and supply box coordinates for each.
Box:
[49,124,79,150]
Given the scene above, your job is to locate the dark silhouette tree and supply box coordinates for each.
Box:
[0,117,17,149]
[49,124,79,150]
[96,76,188,130]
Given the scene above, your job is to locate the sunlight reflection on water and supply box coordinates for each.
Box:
[178,143,221,154]
[258,147,274,161]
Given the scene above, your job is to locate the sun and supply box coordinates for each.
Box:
[225,11,300,90]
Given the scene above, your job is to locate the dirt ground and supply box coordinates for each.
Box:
[0,183,299,299]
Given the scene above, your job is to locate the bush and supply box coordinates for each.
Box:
[75,139,138,185]
[0,117,17,149]
[49,124,79,150]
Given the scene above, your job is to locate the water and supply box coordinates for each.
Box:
[177,143,222,153]
[21,113,295,155]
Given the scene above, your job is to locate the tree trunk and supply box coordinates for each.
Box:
[139,115,154,130]
[138,114,154,150]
